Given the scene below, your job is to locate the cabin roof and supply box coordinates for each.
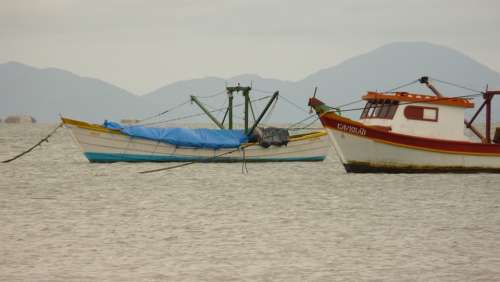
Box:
[362,91,474,108]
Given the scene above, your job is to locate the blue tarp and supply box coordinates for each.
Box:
[103,121,247,149]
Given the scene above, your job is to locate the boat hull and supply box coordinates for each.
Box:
[319,113,500,173]
[62,118,329,163]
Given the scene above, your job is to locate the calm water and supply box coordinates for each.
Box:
[1,124,500,281]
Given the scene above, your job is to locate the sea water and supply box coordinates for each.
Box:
[1,124,499,281]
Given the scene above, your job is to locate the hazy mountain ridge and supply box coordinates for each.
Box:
[0,62,154,122]
[2,42,500,123]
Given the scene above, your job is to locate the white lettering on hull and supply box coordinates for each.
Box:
[337,122,367,136]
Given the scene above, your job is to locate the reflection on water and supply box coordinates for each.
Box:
[1,124,500,281]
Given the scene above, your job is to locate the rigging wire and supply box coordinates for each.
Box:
[137,90,226,124]
[430,77,484,94]
[294,116,320,130]
[137,95,271,127]
[253,88,275,94]
[138,100,191,123]
[254,88,310,114]
[279,95,310,114]
[260,95,279,126]
[334,99,364,109]
[383,79,419,93]
[287,114,317,130]
[321,77,484,115]
[195,89,227,99]
[331,92,483,114]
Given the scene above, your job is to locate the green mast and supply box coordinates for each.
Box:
[226,85,252,133]
[191,84,277,135]
[227,88,233,129]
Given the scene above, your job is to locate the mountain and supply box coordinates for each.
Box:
[0,62,154,123]
[143,42,500,122]
[2,42,500,123]
[142,74,298,124]
[299,42,500,117]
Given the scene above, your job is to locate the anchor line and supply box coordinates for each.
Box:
[138,143,255,174]
[2,122,63,163]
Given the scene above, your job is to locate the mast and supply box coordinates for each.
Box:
[227,89,233,129]
[243,87,250,134]
[226,84,252,133]
[193,84,279,134]
[483,90,500,143]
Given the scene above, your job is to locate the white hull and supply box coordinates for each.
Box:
[64,122,329,163]
[325,127,500,172]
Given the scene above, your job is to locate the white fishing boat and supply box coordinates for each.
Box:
[63,85,329,163]
[309,77,500,173]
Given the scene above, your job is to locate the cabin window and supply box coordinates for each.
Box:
[368,103,377,118]
[360,102,372,118]
[386,101,399,118]
[379,100,391,118]
[404,106,438,122]
[360,100,399,119]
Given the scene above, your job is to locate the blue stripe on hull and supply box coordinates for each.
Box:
[84,152,325,163]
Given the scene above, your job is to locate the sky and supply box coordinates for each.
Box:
[1,0,499,95]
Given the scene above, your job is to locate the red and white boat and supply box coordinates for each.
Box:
[309,77,500,173]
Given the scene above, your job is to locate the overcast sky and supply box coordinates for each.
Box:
[1,0,499,94]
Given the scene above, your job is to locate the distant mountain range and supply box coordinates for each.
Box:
[1,42,500,123]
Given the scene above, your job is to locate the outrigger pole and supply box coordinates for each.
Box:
[190,95,225,129]
[248,91,279,136]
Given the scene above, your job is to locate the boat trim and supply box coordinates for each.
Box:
[320,112,500,157]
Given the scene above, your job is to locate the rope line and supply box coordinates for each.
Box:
[430,77,484,94]
[196,89,226,99]
[253,88,275,94]
[255,87,316,114]
[2,122,63,163]
[383,79,419,93]
[261,95,279,125]
[334,99,364,109]
[279,95,310,113]
[139,100,191,123]
[138,90,226,124]
[138,143,255,174]
[287,114,316,130]
[137,96,271,127]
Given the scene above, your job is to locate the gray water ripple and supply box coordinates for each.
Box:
[1,124,500,281]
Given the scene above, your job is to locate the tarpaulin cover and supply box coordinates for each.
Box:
[103,121,247,149]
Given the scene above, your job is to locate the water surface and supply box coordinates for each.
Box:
[1,124,499,281]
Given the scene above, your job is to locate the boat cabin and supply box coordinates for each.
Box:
[359,91,474,141]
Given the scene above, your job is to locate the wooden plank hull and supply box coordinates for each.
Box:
[319,112,500,173]
[62,118,329,163]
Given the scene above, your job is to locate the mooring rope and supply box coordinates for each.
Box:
[2,122,63,163]
[138,143,255,174]
[241,147,248,174]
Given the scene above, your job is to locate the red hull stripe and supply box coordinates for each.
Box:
[320,113,500,156]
